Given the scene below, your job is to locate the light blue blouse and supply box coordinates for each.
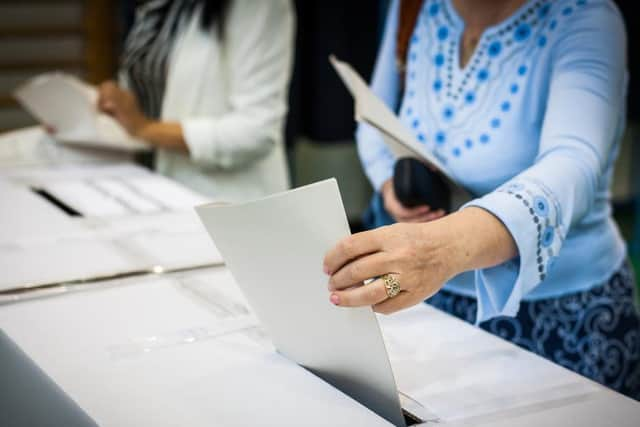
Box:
[357,0,628,322]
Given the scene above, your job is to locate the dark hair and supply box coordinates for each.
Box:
[199,0,231,39]
[140,0,231,39]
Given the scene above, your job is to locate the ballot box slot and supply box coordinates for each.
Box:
[31,187,82,217]
[403,408,425,425]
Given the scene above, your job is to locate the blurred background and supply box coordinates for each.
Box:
[0,0,638,280]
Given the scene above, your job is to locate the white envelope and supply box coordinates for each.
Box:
[14,73,148,152]
[196,179,406,427]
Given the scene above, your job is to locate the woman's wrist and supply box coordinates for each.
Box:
[131,115,153,139]
[432,207,518,276]
[415,217,464,284]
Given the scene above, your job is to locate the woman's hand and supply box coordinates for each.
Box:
[323,207,518,315]
[97,81,150,136]
[324,221,455,314]
[381,179,445,223]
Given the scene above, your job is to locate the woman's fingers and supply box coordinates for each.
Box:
[328,251,394,291]
[97,81,119,112]
[330,276,389,307]
[373,290,418,315]
[323,229,385,275]
[404,209,446,223]
[386,193,430,220]
[394,205,431,220]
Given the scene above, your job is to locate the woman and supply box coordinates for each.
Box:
[97,0,294,201]
[324,0,640,399]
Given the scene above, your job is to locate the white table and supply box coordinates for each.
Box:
[1,266,638,426]
[1,126,638,426]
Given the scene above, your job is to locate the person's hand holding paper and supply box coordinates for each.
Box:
[97,81,151,138]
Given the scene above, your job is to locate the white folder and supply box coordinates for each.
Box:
[329,55,470,207]
[196,179,406,426]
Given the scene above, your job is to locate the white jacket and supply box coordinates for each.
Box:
[139,0,294,202]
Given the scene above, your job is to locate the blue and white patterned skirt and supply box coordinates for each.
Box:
[427,261,640,400]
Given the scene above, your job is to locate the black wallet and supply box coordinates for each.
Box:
[392,158,451,211]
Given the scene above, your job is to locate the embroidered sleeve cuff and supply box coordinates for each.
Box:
[463,180,564,323]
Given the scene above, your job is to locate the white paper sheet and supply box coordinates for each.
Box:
[14,73,148,152]
[125,175,211,210]
[0,270,392,427]
[330,56,471,207]
[196,179,406,427]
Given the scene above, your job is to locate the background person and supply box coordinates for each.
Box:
[97,0,294,201]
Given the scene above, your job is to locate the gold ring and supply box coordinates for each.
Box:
[381,274,401,299]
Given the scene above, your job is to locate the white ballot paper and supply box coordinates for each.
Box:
[329,55,470,206]
[196,179,406,427]
[14,73,148,152]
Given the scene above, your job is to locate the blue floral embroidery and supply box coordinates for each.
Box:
[465,91,476,104]
[500,180,563,282]
[538,35,547,47]
[399,0,584,164]
[477,69,489,81]
[488,41,502,57]
[533,196,549,217]
[533,196,550,216]
[514,23,532,42]
[539,3,552,17]
[542,226,555,247]
[518,65,528,76]
[443,106,455,120]
[437,26,449,41]
[434,53,445,67]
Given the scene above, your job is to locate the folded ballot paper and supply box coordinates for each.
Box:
[14,73,148,152]
[329,55,470,206]
[196,179,408,427]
